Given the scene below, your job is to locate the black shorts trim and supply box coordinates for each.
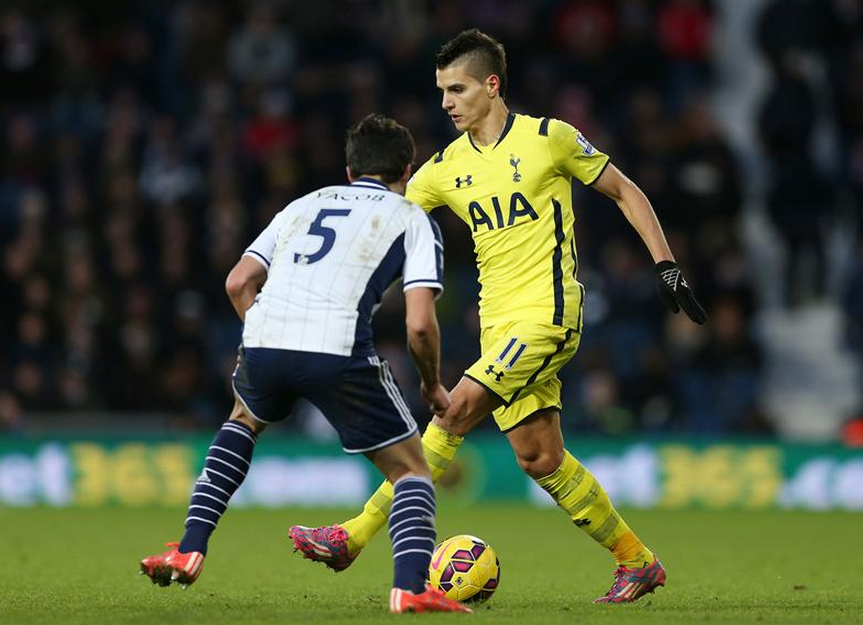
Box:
[500,402,563,433]
[508,328,574,405]
[463,373,509,407]
[342,422,418,454]
[232,347,417,452]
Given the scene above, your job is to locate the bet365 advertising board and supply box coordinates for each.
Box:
[0,436,861,510]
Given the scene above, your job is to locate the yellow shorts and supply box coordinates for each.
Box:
[464,321,581,431]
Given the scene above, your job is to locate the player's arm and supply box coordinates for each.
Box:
[403,209,448,413]
[590,164,706,324]
[225,257,266,321]
[548,119,670,257]
[547,119,706,324]
[228,208,287,321]
[590,164,674,265]
[405,287,448,414]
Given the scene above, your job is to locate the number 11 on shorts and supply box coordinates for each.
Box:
[496,337,527,370]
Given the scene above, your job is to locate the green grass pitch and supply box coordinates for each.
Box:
[0,505,860,624]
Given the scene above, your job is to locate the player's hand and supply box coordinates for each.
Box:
[654,260,707,324]
[421,382,451,416]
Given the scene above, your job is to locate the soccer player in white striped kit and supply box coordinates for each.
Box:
[139,114,470,615]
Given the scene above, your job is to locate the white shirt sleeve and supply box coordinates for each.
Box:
[243,209,288,271]
[402,207,444,298]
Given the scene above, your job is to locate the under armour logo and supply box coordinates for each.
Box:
[485,364,505,382]
[573,518,591,527]
[196,469,212,484]
[509,154,521,182]
[455,175,473,188]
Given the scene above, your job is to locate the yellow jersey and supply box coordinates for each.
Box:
[406,112,609,328]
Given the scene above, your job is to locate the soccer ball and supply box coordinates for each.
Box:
[427,534,500,603]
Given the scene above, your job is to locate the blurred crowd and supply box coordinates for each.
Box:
[0,0,860,436]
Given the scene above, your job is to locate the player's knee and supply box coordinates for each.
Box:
[229,401,267,434]
[517,448,563,479]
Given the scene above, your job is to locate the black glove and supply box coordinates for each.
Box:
[654,261,707,324]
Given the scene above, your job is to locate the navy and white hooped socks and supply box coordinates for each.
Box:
[388,475,437,593]
[179,420,258,555]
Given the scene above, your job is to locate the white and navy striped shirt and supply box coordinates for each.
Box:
[241,178,443,357]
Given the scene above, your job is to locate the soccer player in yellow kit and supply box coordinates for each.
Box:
[291,29,706,604]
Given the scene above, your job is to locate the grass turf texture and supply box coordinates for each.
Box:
[0,506,859,624]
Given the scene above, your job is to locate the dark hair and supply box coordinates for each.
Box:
[345,114,415,184]
[436,29,507,98]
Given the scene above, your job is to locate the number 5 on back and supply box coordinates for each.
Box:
[294,209,352,264]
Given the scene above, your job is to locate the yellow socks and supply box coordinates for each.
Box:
[341,483,391,554]
[341,423,463,554]
[343,434,654,568]
[610,530,653,568]
[536,451,654,569]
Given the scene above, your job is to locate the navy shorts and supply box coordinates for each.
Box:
[231,346,418,454]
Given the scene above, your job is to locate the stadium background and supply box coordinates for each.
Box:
[1,0,862,514]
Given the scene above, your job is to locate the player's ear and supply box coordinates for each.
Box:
[346,166,354,182]
[486,75,500,98]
